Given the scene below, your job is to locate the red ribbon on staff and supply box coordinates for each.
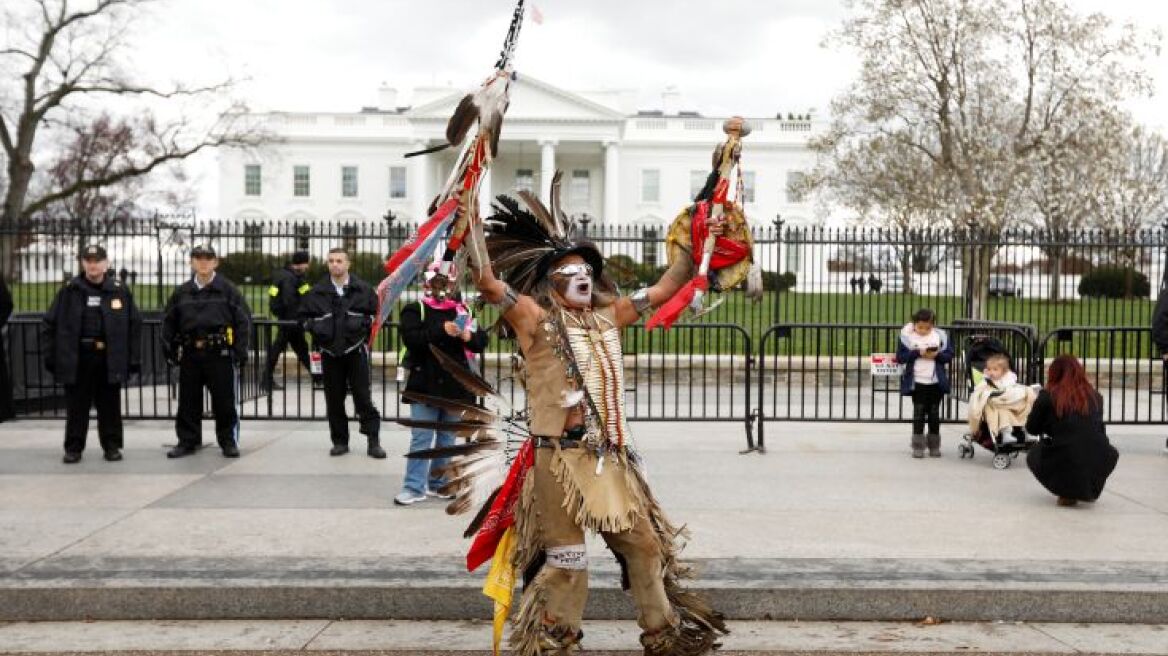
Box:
[646,200,749,330]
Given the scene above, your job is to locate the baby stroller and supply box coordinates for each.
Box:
[956,334,1038,470]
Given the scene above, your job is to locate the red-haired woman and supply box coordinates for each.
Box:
[1025,355,1119,506]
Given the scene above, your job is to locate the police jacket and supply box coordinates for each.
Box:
[268,266,310,321]
[400,301,489,403]
[161,274,251,363]
[43,275,142,386]
[298,275,378,356]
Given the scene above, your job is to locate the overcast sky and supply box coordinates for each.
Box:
[123,0,1168,214]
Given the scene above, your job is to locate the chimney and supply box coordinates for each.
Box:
[378,84,398,111]
[662,86,680,116]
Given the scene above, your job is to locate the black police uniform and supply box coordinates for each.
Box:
[298,274,382,456]
[0,276,13,421]
[162,273,250,455]
[44,274,141,458]
[265,265,315,386]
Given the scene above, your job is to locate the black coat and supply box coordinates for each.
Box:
[161,274,251,362]
[1153,286,1168,355]
[1025,390,1119,502]
[43,275,142,385]
[298,275,378,356]
[269,266,309,320]
[399,301,488,403]
[0,277,11,327]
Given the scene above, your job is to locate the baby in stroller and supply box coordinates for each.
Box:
[960,336,1038,467]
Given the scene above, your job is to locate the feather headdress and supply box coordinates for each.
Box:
[484,171,611,297]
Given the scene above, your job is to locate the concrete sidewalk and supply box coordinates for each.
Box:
[1,418,1166,624]
[2,619,1168,654]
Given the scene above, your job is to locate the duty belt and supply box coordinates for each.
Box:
[184,333,228,350]
[80,338,106,351]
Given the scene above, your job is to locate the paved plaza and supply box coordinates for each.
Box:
[1,418,1166,652]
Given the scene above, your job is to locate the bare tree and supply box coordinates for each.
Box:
[0,0,267,277]
[1094,125,1168,296]
[809,130,955,294]
[1024,107,1128,301]
[818,0,1156,317]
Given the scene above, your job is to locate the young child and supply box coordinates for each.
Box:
[981,353,1018,390]
[897,309,953,458]
[969,353,1034,445]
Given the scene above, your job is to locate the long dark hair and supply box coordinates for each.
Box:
[1046,354,1098,418]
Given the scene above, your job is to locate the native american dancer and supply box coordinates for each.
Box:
[401,171,729,655]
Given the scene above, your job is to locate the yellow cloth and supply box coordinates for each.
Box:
[482,526,517,656]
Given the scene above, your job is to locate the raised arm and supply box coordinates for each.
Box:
[469,259,541,348]
[613,221,724,328]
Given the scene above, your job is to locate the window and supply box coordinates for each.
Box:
[642,227,660,268]
[570,170,591,206]
[689,170,707,200]
[641,169,660,203]
[786,171,807,203]
[243,223,263,253]
[341,166,358,198]
[244,165,261,196]
[515,169,534,194]
[742,170,756,204]
[294,223,311,250]
[293,165,311,197]
[389,166,407,199]
[341,224,358,254]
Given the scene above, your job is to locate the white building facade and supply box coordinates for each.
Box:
[218,77,824,230]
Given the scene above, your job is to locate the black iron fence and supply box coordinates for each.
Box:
[2,218,1166,341]
[4,218,1168,451]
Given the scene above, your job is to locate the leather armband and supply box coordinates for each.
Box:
[493,284,519,313]
[629,288,652,314]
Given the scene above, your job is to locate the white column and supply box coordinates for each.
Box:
[410,140,429,221]
[539,140,557,205]
[603,141,619,224]
[478,167,493,218]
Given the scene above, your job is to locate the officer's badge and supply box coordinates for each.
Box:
[111,299,123,310]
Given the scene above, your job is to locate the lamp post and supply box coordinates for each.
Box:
[577,212,592,238]
[383,209,398,256]
[772,213,784,325]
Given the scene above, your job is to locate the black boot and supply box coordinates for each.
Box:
[367,436,386,459]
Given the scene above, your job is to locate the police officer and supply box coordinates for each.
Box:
[162,245,250,459]
[44,245,142,463]
[299,247,384,458]
[265,250,319,390]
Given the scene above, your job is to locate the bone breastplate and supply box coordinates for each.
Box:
[563,309,630,448]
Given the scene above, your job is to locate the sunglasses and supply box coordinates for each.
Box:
[550,263,593,277]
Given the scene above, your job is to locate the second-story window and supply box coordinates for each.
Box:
[742,170,756,204]
[293,166,311,197]
[342,166,359,198]
[515,168,534,194]
[244,164,261,196]
[389,166,407,199]
[570,169,591,206]
[641,169,660,203]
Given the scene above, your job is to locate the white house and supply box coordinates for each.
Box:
[217,76,825,230]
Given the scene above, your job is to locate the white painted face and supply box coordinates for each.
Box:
[551,256,593,309]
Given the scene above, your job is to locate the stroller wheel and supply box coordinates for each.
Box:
[957,443,972,459]
[992,453,1012,470]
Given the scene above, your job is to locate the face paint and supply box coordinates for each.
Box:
[561,271,593,308]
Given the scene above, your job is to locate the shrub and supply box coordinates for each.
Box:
[216,252,282,285]
[218,251,387,287]
[1077,266,1151,299]
[762,271,797,292]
